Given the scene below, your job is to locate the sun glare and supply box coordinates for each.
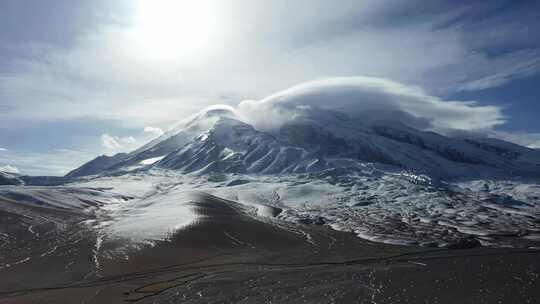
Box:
[133,0,220,63]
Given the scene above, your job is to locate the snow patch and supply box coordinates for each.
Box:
[140,156,166,165]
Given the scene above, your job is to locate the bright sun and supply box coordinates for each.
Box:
[133,0,219,62]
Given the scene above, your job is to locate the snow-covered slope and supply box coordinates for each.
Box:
[156,117,319,174]
[67,169,540,249]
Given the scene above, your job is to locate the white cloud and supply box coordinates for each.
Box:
[0,164,20,174]
[237,77,505,132]
[101,133,138,152]
[144,126,164,137]
[0,148,7,151]
[101,134,122,149]
[101,128,170,157]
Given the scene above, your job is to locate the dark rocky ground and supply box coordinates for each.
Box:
[1,194,539,303]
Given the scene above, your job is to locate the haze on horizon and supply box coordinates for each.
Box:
[1,0,540,175]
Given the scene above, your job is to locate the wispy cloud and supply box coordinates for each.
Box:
[101,133,137,151]
[457,49,540,91]
[144,126,164,137]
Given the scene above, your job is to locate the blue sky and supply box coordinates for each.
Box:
[0,0,539,175]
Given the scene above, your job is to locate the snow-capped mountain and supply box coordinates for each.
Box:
[3,105,540,250]
[68,106,540,181]
[41,104,540,249]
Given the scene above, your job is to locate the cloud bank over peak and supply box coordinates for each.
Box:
[237,77,505,132]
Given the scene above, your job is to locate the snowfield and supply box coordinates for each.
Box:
[64,168,540,249]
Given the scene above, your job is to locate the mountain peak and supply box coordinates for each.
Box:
[184,105,238,128]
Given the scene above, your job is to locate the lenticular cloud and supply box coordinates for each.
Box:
[237,77,505,132]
